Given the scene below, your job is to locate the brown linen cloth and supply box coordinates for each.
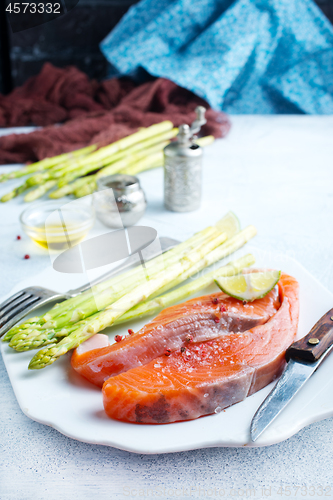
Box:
[0,63,230,165]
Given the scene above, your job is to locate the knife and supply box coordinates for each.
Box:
[250,308,333,442]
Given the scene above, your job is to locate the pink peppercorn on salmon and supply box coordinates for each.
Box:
[102,272,299,423]
[71,284,281,387]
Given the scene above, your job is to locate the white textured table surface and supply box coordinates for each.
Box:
[1,116,333,499]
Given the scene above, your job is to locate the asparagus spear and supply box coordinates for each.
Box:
[6,212,239,342]
[42,226,218,322]
[116,253,255,324]
[9,314,99,351]
[52,128,178,177]
[5,212,237,344]
[49,177,93,199]
[109,136,215,177]
[0,123,173,201]
[122,159,162,176]
[1,181,30,203]
[10,253,254,351]
[10,228,256,352]
[24,180,57,202]
[59,140,170,187]
[1,129,210,202]
[54,121,173,185]
[67,134,214,197]
[119,153,163,177]
[4,226,219,342]
[39,231,227,331]
[26,129,177,187]
[28,233,230,369]
[26,172,52,186]
[153,225,257,298]
[2,145,97,181]
[56,141,166,198]
[3,317,40,340]
[195,135,215,147]
[74,180,97,198]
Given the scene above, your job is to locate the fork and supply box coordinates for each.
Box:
[0,236,179,338]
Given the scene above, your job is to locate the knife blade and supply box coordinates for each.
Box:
[250,307,333,442]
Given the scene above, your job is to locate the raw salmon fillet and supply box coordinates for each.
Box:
[102,273,299,423]
[72,285,280,387]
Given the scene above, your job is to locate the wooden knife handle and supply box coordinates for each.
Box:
[286,308,333,363]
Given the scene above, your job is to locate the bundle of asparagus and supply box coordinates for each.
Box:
[0,121,214,202]
[2,213,257,370]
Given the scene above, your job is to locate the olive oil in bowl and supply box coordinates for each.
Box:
[20,200,95,251]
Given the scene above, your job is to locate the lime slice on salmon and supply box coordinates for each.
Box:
[214,270,281,302]
[215,211,240,239]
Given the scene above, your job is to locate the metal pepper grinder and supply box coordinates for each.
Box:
[164,106,207,212]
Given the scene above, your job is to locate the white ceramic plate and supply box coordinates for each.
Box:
[2,246,333,454]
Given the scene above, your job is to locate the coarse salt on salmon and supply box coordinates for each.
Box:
[71,285,280,387]
[102,273,299,423]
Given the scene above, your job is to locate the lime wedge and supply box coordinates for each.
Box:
[214,270,281,302]
[215,211,240,239]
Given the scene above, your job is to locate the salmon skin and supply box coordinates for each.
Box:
[71,286,280,387]
[102,272,299,423]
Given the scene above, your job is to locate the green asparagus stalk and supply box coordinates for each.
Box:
[0,123,173,199]
[54,122,173,185]
[5,213,234,344]
[115,253,255,324]
[43,226,219,321]
[122,158,162,176]
[52,128,178,177]
[50,175,97,199]
[2,129,211,203]
[9,224,252,352]
[153,225,257,298]
[26,172,52,186]
[10,253,254,351]
[1,181,30,202]
[59,140,170,187]
[7,212,237,341]
[24,180,57,202]
[28,231,229,369]
[27,130,176,187]
[18,228,222,345]
[121,136,215,176]
[48,134,212,199]
[55,146,164,199]
[2,145,97,181]
[49,177,93,199]
[38,230,227,331]
[9,314,99,351]
[119,152,163,176]
[3,317,40,340]
[4,225,220,341]
[53,133,212,198]
[0,172,12,183]
[74,180,97,198]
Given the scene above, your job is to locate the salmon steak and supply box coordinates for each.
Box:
[72,272,299,424]
[72,283,281,387]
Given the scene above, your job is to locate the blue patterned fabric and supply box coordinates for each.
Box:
[100,0,333,114]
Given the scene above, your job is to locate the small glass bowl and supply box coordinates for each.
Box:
[20,200,95,251]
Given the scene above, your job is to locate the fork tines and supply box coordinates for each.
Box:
[0,291,40,335]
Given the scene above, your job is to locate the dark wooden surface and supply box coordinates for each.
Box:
[0,0,139,92]
[0,0,332,94]
[286,308,333,362]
